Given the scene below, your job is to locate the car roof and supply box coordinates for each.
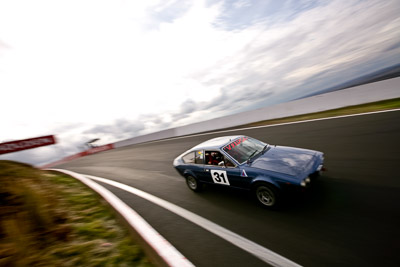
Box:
[191,135,244,150]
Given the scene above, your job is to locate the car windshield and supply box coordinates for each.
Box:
[222,137,267,164]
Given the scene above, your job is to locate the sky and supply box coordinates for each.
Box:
[0,0,399,166]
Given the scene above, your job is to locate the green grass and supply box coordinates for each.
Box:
[236,98,400,129]
[0,160,154,266]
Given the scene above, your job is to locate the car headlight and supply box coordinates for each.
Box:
[301,177,311,187]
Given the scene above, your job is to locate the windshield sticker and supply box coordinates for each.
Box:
[223,137,248,151]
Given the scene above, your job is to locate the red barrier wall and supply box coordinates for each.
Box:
[41,144,114,168]
[0,135,56,155]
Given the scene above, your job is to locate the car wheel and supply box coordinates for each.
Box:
[186,175,202,192]
[255,184,279,208]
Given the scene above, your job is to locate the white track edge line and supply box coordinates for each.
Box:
[50,169,194,267]
[85,173,302,267]
[137,108,400,146]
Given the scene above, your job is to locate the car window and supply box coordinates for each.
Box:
[195,150,204,164]
[182,152,195,164]
[182,151,204,164]
[222,136,267,164]
[224,157,235,167]
[205,151,224,166]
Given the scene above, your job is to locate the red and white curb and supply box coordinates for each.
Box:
[50,169,194,267]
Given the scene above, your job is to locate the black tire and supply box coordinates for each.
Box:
[254,184,279,208]
[186,175,202,192]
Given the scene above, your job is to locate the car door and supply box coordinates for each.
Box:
[219,152,254,189]
[188,150,210,182]
[181,150,207,181]
[205,165,244,188]
[200,150,246,189]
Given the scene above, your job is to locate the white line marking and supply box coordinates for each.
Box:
[85,173,302,267]
[51,169,194,267]
[136,108,400,146]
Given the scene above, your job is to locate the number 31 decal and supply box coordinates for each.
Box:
[211,170,230,185]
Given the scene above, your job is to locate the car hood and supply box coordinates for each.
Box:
[250,145,320,177]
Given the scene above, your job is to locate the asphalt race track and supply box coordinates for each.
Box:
[56,110,400,267]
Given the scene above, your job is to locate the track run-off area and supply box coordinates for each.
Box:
[55,109,400,267]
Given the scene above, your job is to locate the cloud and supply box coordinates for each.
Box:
[0,146,60,166]
[0,39,10,50]
[185,0,400,109]
[0,0,399,165]
[83,119,146,140]
[143,0,193,29]
[171,99,198,121]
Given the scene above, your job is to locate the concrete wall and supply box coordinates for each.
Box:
[114,77,400,148]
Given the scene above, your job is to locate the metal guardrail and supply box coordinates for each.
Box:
[114,77,400,148]
[41,77,400,168]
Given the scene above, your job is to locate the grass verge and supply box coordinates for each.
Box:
[235,98,400,129]
[0,160,154,266]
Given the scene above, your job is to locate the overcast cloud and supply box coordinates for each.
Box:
[0,0,399,165]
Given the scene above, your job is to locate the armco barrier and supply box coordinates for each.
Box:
[114,77,400,148]
[43,77,400,166]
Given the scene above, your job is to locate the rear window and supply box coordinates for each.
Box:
[182,150,204,164]
[182,152,195,163]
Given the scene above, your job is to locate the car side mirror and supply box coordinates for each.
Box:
[218,161,225,168]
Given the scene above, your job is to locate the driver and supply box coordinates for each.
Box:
[208,152,220,165]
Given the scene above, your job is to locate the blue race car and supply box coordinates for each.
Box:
[173,135,324,208]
